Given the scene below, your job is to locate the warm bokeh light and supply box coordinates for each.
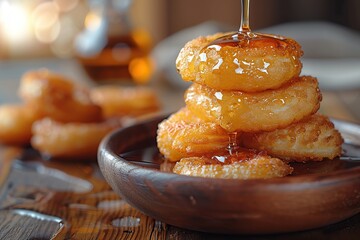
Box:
[35,19,60,44]
[53,0,79,12]
[32,2,59,30]
[84,11,102,31]
[0,0,88,57]
[131,29,152,51]
[129,57,154,84]
[32,2,60,43]
[0,0,154,64]
[0,1,31,43]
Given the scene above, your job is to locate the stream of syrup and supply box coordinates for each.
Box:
[239,0,251,33]
[224,0,251,159]
[213,0,253,161]
[203,0,290,163]
[204,0,290,54]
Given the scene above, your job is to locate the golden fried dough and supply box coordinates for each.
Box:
[157,107,229,162]
[241,114,343,162]
[0,104,41,145]
[19,69,102,123]
[31,117,123,159]
[176,32,303,92]
[173,154,293,179]
[90,85,160,118]
[185,76,321,132]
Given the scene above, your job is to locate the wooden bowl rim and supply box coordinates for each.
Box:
[99,115,360,190]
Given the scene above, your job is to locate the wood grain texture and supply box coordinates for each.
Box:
[98,115,360,235]
[0,148,166,240]
[1,117,360,239]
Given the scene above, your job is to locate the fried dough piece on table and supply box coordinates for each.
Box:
[31,117,124,159]
[90,85,160,118]
[19,69,102,123]
[0,104,41,145]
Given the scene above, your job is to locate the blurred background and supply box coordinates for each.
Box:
[0,0,359,119]
[0,0,359,59]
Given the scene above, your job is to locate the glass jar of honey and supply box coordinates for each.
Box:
[75,0,153,84]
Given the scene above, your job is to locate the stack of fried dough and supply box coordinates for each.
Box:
[0,69,160,159]
[157,32,343,179]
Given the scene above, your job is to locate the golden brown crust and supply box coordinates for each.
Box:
[176,32,303,92]
[185,76,322,132]
[19,69,102,123]
[157,107,229,162]
[90,85,160,118]
[31,117,124,159]
[241,114,343,162]
[173,155,293,179]
[0,104,41,145]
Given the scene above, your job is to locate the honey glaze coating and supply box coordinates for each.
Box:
[185,76,322,132]
[241,114,344,162]
[173,152,293,179]
[176,32,303,92]
[157,107,229,162]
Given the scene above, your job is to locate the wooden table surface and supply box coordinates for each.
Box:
[1,146,360,240]
[0,58,360,239]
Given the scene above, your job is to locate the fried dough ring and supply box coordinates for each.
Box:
[90,85,160,118]
[173,155,293,179]
[31,117,124,159]
[185,76,322,132]
[176,32,303,92]
[157,107,229,162]
[241,114,343,162]
[19,69,102,123]
[0,104,40,145]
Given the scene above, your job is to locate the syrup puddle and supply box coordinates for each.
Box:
[121,139,360,176]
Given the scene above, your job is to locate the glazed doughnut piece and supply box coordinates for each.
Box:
[0,104,40,145]
[241,114,343,162]
[176,32,303,92]
[185,76,322,133]
[31,117,124,159]
[173,154,293,179]
[157,107,229,162]
[19,69,102,123]
[90,85,160,118]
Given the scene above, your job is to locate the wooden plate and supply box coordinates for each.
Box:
[98,115,360,234]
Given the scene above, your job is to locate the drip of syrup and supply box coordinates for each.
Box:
[204,0,289,51]
[211,132,242,164]
[227,132,239,155]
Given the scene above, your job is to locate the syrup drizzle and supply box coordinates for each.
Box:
[205,0,287,163]
[210,1,250,162]
[205,0,288,50]
[222,0,248,159]
[227,132,239,155]
[239,0,251,33]
[210,132,240,164]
